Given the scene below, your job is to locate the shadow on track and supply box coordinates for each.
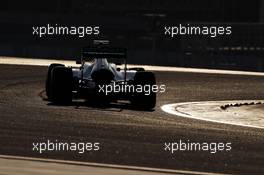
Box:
[39,90,155,112]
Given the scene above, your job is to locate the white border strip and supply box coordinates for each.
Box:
[1,57,264,76]
[0,155,226,175]
[161,101,264,130]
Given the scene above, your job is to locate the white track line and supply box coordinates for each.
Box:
[161,100,264,129]
[0,155,226,175]
[1,57,264,76]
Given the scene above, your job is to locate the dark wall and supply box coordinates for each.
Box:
[1,0,261,22]
[0,0,263,71]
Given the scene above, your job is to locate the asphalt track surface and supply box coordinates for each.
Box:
[0,64,264,174]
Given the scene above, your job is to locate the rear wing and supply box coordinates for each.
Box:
[77,47,127,64]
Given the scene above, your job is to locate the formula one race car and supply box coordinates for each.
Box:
[45,44,156,109]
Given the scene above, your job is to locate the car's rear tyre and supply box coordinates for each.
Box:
[45,63,65,99]
[50,66,73,104]
[132,72,156,109]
